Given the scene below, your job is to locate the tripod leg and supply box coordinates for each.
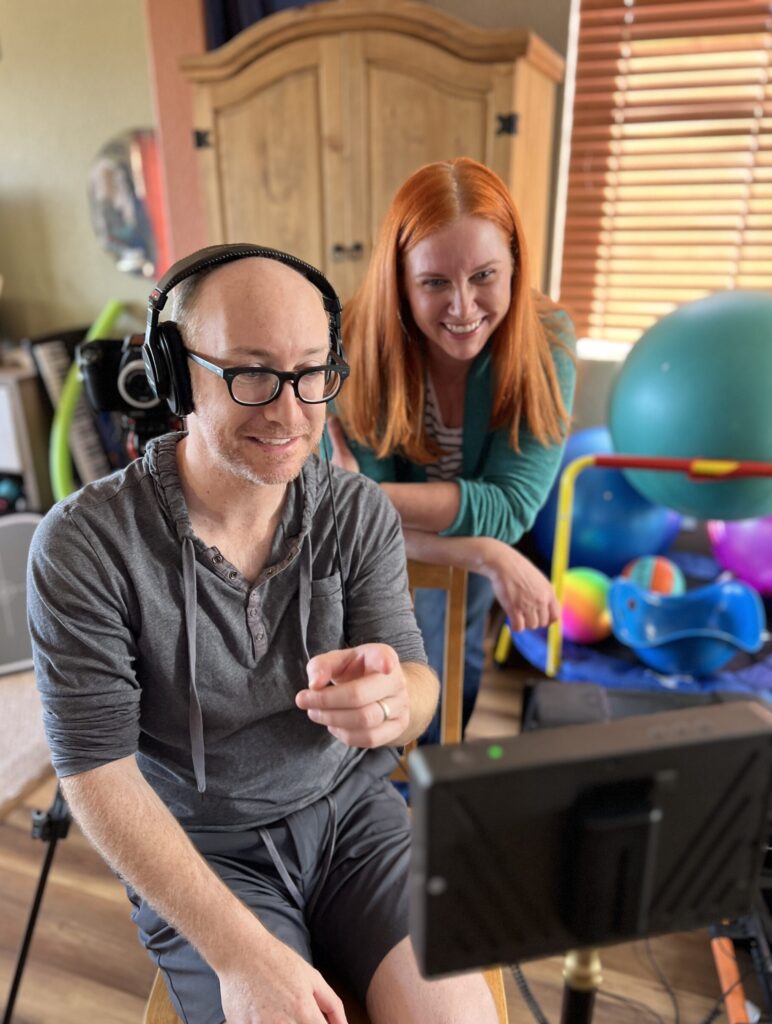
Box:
[2,787,71,1024]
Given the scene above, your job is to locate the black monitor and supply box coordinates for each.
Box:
[409,701,772,977]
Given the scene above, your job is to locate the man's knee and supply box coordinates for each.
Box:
[366,937,499,1023]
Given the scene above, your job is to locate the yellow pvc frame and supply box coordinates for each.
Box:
[545,455,596,676]
[545,453,772,676]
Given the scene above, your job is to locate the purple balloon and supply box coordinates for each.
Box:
[707,516,772,595]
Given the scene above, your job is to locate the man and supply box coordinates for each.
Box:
[27,251,498,1024]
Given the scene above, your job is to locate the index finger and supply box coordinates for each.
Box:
[307,648,361,688]
[299,671,389,710]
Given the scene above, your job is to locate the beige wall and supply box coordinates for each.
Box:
[0,0,572,341]
[0,0,155,340]
[425,0,570,53]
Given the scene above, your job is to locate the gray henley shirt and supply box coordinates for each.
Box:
[27,432,426,830]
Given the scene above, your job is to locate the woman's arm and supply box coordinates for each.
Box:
[403,529,559,632]
[380,480,460,532]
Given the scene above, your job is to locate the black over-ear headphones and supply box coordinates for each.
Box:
[143,243,345,417]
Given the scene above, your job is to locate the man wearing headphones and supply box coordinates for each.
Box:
[27,247,498,1024]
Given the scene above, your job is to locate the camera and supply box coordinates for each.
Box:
[77,334,160,414]
[76,333,179,460]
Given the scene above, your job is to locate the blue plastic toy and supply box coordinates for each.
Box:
[609,578,766,677]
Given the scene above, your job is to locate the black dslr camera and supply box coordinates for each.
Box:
[77,334,160,414]
[76,334,179,459]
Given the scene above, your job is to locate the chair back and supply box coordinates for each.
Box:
[406,559,468,745]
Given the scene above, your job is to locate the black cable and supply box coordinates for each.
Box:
[643,939,681,1024]
[698,963,759,1024]
[509,962,550,1024]
[596,987,667,1024]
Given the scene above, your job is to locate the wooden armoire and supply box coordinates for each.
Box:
[181,0,564,297]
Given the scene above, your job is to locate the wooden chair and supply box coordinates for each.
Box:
[144,560,508,1023]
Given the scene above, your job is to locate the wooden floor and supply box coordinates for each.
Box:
[0,653,759,1023]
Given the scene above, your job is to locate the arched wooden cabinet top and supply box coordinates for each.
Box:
[182,0,565,297]
[181,1,565,83]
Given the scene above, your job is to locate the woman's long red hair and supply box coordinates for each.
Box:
[336,158,573,463]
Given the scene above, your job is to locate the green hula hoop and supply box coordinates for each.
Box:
[50,299,125,502]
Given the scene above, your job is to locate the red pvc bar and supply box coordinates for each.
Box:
[592,455,772,481]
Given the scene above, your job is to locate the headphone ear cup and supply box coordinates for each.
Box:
[155,322,193,417]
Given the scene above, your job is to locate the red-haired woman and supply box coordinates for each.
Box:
[329,158,576,742]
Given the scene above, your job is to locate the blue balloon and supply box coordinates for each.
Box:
[532,426,682,576]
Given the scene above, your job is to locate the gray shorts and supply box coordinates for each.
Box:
[128,749,410,1024]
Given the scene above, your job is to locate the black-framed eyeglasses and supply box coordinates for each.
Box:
[186,349,349,407]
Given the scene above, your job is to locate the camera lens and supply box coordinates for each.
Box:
[117,358,161,410]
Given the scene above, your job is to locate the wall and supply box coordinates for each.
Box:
[0,0,572,342]
[424,0,570,54]
[0,0,156,340]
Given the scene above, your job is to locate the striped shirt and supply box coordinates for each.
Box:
[424,373,463,481]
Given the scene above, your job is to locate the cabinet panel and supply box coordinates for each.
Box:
[355,33,514,245]
[198,38,341,272]
[216,69,324,263]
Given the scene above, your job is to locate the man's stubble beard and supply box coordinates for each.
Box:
[194,408,323,487]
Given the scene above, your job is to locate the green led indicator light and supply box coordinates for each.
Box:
[487,744,504,761]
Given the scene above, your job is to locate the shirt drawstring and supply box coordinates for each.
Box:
[298,532,312,644]
[182,535,206,793]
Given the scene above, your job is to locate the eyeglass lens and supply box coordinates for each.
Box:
[231,367,343,405]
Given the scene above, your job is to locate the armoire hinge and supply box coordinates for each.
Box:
[496,113,519,136]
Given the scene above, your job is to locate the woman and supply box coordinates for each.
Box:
[329,157,576,742]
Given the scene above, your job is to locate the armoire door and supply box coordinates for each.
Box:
[344,29,517,286]
[193,35,348,281]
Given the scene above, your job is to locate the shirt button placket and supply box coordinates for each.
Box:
[248,592,266,650]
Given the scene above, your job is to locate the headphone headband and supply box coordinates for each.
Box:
[148,243,342,318]
[143,243,345,417]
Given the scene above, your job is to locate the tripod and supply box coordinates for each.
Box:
[2,785,71,1024]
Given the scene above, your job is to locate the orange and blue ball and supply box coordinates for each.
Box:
[561,567,612,644]
[621,555,686,596]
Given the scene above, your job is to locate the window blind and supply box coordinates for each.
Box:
[559,0,772,343]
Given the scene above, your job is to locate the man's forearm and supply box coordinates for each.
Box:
[392,661,439,745]
[60,756,269,974]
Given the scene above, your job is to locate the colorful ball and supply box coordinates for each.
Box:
[621,555,686,596]
[561,567,612,644]
[707,516,772,595]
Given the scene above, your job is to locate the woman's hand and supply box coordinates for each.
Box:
[326,416,360,473]
[477,537,560,632]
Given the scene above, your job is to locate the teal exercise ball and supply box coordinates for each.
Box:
[608,290,772,520]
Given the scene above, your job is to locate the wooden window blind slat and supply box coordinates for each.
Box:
[560,2,771,342]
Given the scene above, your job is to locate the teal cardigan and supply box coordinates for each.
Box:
[340,307,577,546]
